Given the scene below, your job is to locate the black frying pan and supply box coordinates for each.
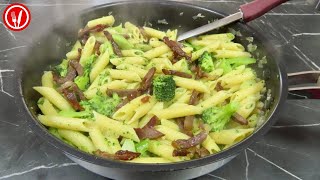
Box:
[18,1,288,179]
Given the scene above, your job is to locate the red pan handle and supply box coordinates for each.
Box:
[240,0,289,22]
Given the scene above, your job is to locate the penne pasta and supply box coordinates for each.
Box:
[87,15,115,28]
[58,129,95,153]
[154,103,202,119]
[79,36,96,66]
[41,71,54,88]
[34,86,73,111]
[34,17,267,163]
[210,128,254,145]
[109,69,141,82]
[173,76,209,93]
[38,115,90,132]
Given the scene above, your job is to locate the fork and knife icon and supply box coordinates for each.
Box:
[10,10,23,28]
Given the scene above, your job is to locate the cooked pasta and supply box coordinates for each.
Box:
[34,15,266,163]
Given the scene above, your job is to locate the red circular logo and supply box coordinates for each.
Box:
[2,3,31,31]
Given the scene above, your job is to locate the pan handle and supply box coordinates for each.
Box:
[287,71,320,99]
[240,0,289,22]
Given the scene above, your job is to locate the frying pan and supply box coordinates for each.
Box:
[19,1,288,179]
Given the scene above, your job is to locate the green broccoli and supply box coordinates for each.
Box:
[74,75,90,90]
[54,59,69,77]
[74,55,97,90]
[202,102,239,132]
[153,75,176,102]
[227,57,256,67]
[135,139,150,157]
[216,59,232,75]
[80,93,121,117]
[112,34,134,50]
[199,51,214,73]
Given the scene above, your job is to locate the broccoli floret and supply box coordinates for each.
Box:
[216,59,232,75]
[74,75,90,90]
[227,57,256,67]
[58,110,92,119]
[202,102,239,132]
[199,51,214,73]
[74,55,97,90]
[135,139,150,157]
[80,93,121,117]
[54,59,69,77]
[153,75,176,102]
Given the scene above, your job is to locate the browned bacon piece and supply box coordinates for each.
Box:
[139,67,156,93]
[162,69,192,79]
[61,88,84,111]
[172,131,207,149]
[103,31,122,57]
[95,150,140,161]
[69,60,84,76]
[163,36,191,61]
[232,112,249,125]
[134,116,164,140]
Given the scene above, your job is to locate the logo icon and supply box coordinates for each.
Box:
[2,3,31,31]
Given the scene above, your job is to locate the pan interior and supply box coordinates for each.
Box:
[20,1,284,170]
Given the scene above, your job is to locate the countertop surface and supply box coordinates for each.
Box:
[0,0,320,179]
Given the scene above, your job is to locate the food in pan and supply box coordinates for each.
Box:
[34,15,265,163]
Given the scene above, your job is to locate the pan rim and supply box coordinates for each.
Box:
[18,0,288,172]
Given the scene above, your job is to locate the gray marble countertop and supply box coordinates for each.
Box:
[0,0,320,179]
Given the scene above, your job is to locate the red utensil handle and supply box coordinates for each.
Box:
[240,0,289,22]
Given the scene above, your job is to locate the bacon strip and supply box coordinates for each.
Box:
[69,60,84,76]
[58,81,86,101]
[94,41,102,55]
[215,82,224,91]
[191,65,207,80]
[172,131,207,149]
[189,90,200,105]
[95,150,140,161]
[141,96,150,103]
[232,112,249,125]
[163,36,191,61]
[121,34,130,39]
[104,31,122,57]
[139,67,156,93]
[76,48,82,61]
[162,69,192,78]
[145,115,159,127]
[61,89,84,111]
[138,27,149,40]
[54,66,77,84]
[78,24,108,39]
[127,91,141,101]
[134,127,164,140]
[172,149,189,156]
[134,116,164,140]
